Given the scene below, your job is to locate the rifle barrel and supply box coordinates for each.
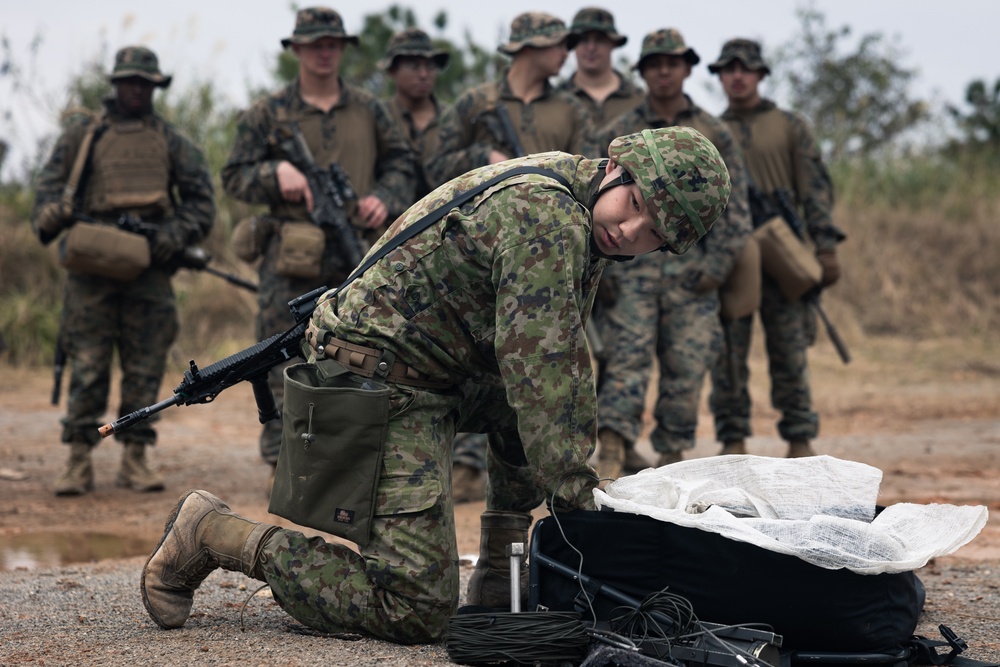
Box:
[99,394,183,438]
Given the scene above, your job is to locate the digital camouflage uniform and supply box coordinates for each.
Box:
[593,87,750,456]
[138,127,732,644]
[558,7,645,138]
[425,13,590,189]
[380,28,450,200]
[221,8,415,464]
[590,30,751,459]
[706,39,844,446]
[31,46,215,493]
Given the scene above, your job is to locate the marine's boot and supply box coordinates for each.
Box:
[594,428,626,483]
[452,463,486,504]
[141,489,280,629]
[54,442,94,496]
[720,440,747,456]
[117,443,165,492]
[656,451,684,466]
[466,510,531,609]
[786,440,816,458]
[622,447,653,474]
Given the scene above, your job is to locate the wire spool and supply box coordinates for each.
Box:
[445,610,590,666]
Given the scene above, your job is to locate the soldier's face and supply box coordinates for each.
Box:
[114,77,156,116]
[640,55,691,100]
[390,57,438,100]
[525,42,569,78]
[718,61,764,104]
[591,162,665,257]
[574,31,614,74]
[294,37,345,78]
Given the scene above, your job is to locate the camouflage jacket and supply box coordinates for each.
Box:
[722,98,844,251]
[221,77,416,223]
[594,95,751,293]
[313,152,610,508]
[557,69,645,147]
[425,69,591,188]
[386,94,445,202]
[32,97,215,246]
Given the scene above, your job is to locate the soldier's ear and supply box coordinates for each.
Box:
[605,159,618,176]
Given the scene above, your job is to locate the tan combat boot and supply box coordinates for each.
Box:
[595,428,626,483]
[54,442,94,496]
[720,440,747,456]
[141,489,280,629]
[117,443,165,492]
[452,463,486,504]
[466,510,531,609]
[787,440,816,458]
[622,447,653,473]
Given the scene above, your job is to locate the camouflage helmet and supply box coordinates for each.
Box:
[498,12,579,55]
[634,28,700,71]
[607,127,731,254]
[708,38,771,75]
[281,7,359,49]
[378,28,451,71]
[109,46,171,88]
[569,7,627,47]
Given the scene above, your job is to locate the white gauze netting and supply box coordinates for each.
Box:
[593,455,988,574]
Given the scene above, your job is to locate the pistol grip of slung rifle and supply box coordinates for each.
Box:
[251,375,281,424]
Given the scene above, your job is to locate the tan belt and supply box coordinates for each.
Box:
[306,321,453,390]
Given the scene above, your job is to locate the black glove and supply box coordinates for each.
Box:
[34,203,72,244]
[149,224,186,265]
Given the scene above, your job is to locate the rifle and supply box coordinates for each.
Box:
[754,187,851,365]
[98,285,328,438]
[177,247,258,292]
[51,330,66,405]
[476,103,525,158]
[276,123,365,269]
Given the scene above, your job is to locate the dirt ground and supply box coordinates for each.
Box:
[0,331,998,664]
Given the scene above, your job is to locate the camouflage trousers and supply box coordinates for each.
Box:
[596,265,722,453]
[708,277,819,443]
[259,379,546,643]
[60,270,178,446]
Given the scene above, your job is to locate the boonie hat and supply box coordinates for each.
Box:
[708,38,771,75]
[607,127,731,254]
[282,7,359,49]
[109,46,171,88]
[498,12,579,55]
[379,28,451,71]
[634,28,700,70]
[569,7,627,47]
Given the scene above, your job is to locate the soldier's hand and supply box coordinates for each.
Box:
[694,272,724,294]
[149,225,185,265]
[357,195,387,229]
[488,149,511,164]
[816,249,841,288]
[276,161,314,212]
[35,202,71,239]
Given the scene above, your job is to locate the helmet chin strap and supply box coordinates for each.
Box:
[590,164,638,261]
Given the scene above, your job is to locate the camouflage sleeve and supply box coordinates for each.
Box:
[790,112,844,250]
[563,93,593,157]
[164,124,216,245]
[424,91,493,189]
[221,99,283,205]
[369,96,417,218]
[491,187,599,509]
[30,114,92,223]
[695,119,751,286]
[589,111,635,159]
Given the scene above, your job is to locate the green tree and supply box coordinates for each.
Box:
[772,5,928,160]
[947,77,1000,152]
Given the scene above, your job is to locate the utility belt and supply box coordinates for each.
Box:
[306,321,454,390]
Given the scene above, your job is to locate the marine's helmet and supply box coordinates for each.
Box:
[607,127,731,254]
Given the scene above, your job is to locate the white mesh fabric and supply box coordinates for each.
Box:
[593,455,988,574]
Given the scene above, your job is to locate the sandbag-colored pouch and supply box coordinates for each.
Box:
[274,221,325,279]
[753,216,822,302]
[268,359,389,547]
[719,235,762,320]
[59,221,151,281]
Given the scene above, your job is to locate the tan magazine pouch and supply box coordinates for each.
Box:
[59,221,151,281]
[753,216,822,302]
[268,359,389,547]
[719,235,762,320]
[275,221,325,279]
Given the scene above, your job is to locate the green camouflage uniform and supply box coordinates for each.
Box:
[32,54,215,449]
[222,76,415,463]
[706,39,844,445]
[594,93,751,454]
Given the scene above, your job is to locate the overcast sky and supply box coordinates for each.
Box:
[3,0,999,178]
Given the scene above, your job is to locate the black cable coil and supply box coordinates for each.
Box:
[445,610,590,666]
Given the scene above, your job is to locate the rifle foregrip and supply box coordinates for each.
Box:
[251,375,281,424]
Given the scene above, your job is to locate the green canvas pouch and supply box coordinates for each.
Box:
[268,358,390,547]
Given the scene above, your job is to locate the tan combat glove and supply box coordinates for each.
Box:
[816,249,841,288]
[35,202,72,240]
